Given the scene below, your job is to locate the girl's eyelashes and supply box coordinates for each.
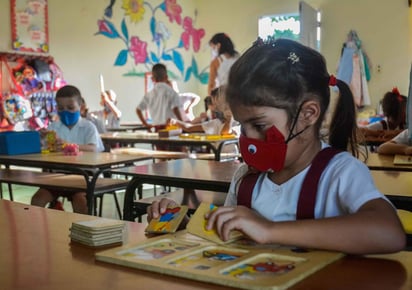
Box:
[252,123,267,132]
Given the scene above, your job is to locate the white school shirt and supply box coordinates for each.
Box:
[216,54,239,87]
[392,129,409,145]
[137,82,181,125]
[90,110,119,130]
[201,118,238,154]
[225,142,390,221]
[48,117,105,152]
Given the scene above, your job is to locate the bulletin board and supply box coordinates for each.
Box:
[10,0,49,53]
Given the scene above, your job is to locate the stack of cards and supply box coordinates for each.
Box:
[70,218,126,247]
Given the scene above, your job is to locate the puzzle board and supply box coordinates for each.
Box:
[96,231,344,290]
[393,154,412,165]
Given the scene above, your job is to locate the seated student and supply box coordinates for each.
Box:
[195,95,216,123]
[377,129,412,155]
[360,88,406,143]
[148,38,405,255]
[170,87,234,135]
[90,89,122,129]
[31,85,105,214]
[80,96,106,133]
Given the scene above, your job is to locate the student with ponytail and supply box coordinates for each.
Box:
[148,39,405,255]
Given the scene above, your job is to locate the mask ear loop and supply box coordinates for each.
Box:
[285,102,309,143]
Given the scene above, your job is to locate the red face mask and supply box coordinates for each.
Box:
[239,126,287,172]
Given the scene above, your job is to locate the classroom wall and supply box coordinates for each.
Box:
[196,0,412,113]
[1,0,412,122]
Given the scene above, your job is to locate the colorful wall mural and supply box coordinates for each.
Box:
[95,0,209,84]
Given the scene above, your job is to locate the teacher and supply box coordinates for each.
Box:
[207,33,239,95]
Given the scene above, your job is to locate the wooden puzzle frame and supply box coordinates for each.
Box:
[96,231,344,290]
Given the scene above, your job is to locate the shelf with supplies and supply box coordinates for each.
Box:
[0,50,65,131]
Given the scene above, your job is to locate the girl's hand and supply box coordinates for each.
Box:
[205,206,272,243]
[404,146,412,155]
[146,198,179,222]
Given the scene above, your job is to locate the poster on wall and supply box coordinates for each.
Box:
[10,0,49,53]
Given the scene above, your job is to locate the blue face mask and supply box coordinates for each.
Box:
[58,110,80,126]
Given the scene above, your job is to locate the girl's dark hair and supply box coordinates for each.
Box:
[209,33,237,57]
[56,85,82,103]
[382,89,407,128]
[204,96,212,111]
[226,38,359,156]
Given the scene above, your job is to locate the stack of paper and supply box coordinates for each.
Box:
[70,218,126,247]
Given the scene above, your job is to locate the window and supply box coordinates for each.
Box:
[258,2,321,50]
[258,15,300,41]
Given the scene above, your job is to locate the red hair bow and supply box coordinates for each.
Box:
[392,87,400,96]
[329,75,337,86]
[391,87,403,102]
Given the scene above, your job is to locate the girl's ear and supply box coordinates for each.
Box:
[300,100,320,125]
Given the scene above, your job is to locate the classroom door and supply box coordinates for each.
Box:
[299,1,319,50]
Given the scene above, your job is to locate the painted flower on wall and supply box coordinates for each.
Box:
[95,0,209,84]
[122,0,146,23]
[181,17,204,52]
[130,36,148,64]
[163,0,182,25]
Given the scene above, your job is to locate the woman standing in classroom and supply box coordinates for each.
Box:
[207,33,239,95]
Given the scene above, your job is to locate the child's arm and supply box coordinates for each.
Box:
[170,119,204,133]
[207,58,219,95]
[102,91,122,119]
[172,106,183,121]
[78,143,98,152]
[136,108,151,127]
[190,112,207,124]
[377,141,412,155]
[206,198,405,255]
[219,110,234,135]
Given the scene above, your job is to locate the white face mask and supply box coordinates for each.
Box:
[211,47,219,58]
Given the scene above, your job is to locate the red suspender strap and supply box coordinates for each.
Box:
[237,172,260,208]
[296,147,341,219]
[237,147,341,220]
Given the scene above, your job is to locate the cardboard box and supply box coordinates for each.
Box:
[0,131,41,155]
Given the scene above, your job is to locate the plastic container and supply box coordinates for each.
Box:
[0,131,41,155]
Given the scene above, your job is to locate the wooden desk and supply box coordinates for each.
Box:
[106,124,148,132]
[366,153,412,171]
[370,170,412,211]
[1,200,411,290]
[111,159,242,221]
[0,152,150,215]
[100,132,239,161]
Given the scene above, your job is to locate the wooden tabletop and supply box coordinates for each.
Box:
[0,151,151,215]
[100,132,239,161]
[1,200,411,290]
[0,151,151,170]
[371,170,412,197]
[112,159,241,189]
[365,153,412,171]
[112,159,242,221]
